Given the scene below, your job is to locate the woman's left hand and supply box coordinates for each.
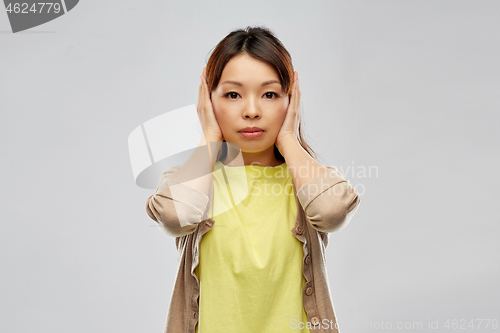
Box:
[276,71,300,154]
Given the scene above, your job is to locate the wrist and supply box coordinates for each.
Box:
[277,135,299,155]
[201,135,223,169]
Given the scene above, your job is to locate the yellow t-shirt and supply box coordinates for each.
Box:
[195,161,310,333]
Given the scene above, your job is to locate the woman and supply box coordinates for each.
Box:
[146,26,361,333]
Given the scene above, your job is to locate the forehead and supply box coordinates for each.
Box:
[220,53,281,83]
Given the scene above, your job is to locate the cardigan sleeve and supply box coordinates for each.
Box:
[145,165,210,237]
[296,165,361,233]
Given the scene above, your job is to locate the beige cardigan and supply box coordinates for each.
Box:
[146,164,361,332]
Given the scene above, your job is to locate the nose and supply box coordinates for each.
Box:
[242,99,261,119]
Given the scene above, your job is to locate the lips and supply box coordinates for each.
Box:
[239,127,264,133]
[240,132,263,138]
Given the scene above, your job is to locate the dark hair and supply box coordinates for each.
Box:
[205,25,319,162]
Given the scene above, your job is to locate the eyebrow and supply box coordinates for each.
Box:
[220,80,281,87]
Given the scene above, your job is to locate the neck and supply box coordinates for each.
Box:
[222,143,283,167]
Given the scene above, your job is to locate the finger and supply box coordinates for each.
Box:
[295,75,300,110]
[203,67,209,87]
[295,72,300,110]
[294,71,299,96]
[201,73,212,110]
[198,79,202,94]
[198,76,203,111]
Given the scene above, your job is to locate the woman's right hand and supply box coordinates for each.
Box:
[198,66,223,143]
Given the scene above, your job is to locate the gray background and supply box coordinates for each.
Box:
[1,0,499,332]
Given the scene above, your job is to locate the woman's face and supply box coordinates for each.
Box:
[210,53,289,155]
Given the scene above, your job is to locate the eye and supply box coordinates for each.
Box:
[264,92,279,99]
[224,92,240,100]
[224,91,279,100]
